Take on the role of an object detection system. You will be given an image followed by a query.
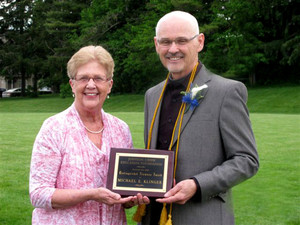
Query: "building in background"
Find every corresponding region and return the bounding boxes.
[0,76,34,90]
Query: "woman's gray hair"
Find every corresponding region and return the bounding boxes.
[67,45,114,79]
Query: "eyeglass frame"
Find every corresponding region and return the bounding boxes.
[157,34,199,47]
[73,75,111,84]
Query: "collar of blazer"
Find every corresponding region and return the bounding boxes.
[148,64,212,150]
[168,64,211,149]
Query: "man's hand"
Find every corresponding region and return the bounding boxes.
[156,179,197,204]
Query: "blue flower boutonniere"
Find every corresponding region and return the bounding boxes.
[181,84,208,112]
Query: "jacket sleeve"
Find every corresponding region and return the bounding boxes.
[195,82,259,202]
[29,119,62,210]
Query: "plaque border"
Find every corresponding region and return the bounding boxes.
[107,148,174,197]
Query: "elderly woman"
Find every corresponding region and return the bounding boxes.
[29,46,141,224]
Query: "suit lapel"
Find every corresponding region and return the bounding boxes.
[149,82,165,149]
[170,65,211,149]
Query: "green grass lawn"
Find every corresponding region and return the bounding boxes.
[234,113,300,225]
[0,85,299,224]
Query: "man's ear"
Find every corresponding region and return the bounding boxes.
[154,37,159,53]
[197,33,205,52]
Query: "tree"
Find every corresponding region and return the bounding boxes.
[78,0,152,93]
[201,0,300,85]
[1,0,298,96]
[79,0,207,93]
[39,0,91,91]
[0,0,91,95]
[0,0,35,96]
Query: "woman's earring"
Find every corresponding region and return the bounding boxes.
[72,93,75,98]
[106,95,110,99]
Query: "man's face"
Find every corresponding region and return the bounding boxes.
[154,17,204,79]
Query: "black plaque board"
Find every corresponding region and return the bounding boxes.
[107,148,174,197]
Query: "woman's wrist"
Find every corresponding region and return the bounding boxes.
[88,188,98,201]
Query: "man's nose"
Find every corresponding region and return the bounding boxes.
[168,41,179,53]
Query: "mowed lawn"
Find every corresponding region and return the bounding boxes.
[0,86,299,225]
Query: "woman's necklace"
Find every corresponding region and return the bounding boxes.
[83,125,104,134]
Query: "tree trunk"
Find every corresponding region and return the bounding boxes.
[21,61,26,96]
[249,73,256,85]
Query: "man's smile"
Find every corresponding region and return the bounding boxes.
[165,53,184,61]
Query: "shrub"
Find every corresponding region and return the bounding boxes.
[59,83,72,98]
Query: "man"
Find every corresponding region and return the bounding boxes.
[141,11,259,224]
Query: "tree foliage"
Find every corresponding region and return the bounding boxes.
[32,0,91,92]
[202,0,299,85]
[0,0,298,96]
[0,0,90,95]
[0,0,35,95]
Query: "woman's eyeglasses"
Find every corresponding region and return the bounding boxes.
[74,76,110,84]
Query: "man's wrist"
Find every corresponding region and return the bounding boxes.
[191,177,202,201]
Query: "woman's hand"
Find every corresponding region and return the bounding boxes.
[52,187,134,209]
[92,187,133,205]
[122,193,150,209]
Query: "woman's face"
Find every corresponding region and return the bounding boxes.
[70,60,113,113]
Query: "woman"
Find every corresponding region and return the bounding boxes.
[29,46,139,224]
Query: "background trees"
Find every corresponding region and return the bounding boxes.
[0,0,298,95]
[0,0,35,96]
[0,0,91,95]
[203,0,300,85]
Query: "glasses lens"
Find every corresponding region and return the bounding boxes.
[75,76,108,84]
[158,35,197,47]
[77,76,89,83]
[159,39,171,46]
[94,76,106,83]
[175,38,189,45]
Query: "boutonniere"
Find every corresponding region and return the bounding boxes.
[181,84,208,112]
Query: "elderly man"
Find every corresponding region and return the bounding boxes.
[138,11,259,225]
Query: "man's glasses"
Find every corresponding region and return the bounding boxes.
[157,34,199,47]
[74,76,110,84]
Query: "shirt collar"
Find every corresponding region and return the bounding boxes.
[167,61,202,90]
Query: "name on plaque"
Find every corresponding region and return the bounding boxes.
[107,148,174,197]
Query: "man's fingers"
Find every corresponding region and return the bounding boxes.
[164,185,180,198]
[155,180,196,204]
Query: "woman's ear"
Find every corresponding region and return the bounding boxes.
[107,79,113,94]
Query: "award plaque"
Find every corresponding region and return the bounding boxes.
[107,148,174,197]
